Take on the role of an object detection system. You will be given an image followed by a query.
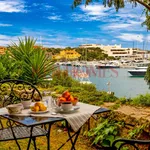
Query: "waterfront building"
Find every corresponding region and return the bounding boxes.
[79,44,149,60]
[53,49,81,60]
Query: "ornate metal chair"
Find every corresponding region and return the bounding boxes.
[0,79,48,150]
[0,79,42,106]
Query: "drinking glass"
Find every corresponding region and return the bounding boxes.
[42,96,50,109]
[50,98,57,115]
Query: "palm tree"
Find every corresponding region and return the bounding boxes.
[8,37,56,85]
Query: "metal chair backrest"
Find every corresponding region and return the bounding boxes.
[0,79,42,107]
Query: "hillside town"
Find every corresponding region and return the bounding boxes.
[1,44,150,62]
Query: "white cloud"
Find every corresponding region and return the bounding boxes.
[116,13,139,20]
[0,23,12,27]
[43,43,65,48]
[100,4,146,32]
[107,23,131,29]
[71,3,111,22]
[0,0,26,13]
[20,29,103,47]
[117,33,143,42]
[44,5,52,9]
[80,4,109,16]
[0,34,13,40]
[103,20,142,32]
[0,34,19,46]
[71,12,107,22]
[71,13,90,22]
[47,15,62,21]
[147,35,150,41]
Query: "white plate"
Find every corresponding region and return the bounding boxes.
[59,105,80,114]
[29,110,49,114]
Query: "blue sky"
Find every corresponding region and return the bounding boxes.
[0,0,149,49]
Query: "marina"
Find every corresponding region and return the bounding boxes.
[56,60,150,68]
[60,65,150,98]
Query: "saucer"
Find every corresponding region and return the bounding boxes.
[59,105,80,113]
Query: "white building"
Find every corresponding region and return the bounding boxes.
[79,44,149,60]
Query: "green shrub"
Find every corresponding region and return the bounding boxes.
[53,85,68,94]
[69,86,84,93]
[131,93,150,106]
[0,63,7,80]
[99,91,118,102]
[80,83,96,92]
[51,70,73,87]
[0,52,22,80]
[88,118,122,147]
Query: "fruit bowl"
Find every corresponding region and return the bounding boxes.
[57,90,78,106]
[6,103,24,114]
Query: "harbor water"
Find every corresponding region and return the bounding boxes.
[89,68,150,98]
[60,66,150,98]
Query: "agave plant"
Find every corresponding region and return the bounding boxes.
[23,47,56,84]
[8,37,56,85]
[8,36,36,62]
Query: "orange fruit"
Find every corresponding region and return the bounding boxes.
[68,95,74,102]
[35,102,41,107]
[59,97,66,101]
[62,91,70,99]
[34,106,40,112]
[40,105,47,111]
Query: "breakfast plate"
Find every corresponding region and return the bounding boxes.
[59,105,80,114]
[29,110,49,114]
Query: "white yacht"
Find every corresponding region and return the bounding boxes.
[95,63,120,69]
[135,66,148,70]
[128,61,149,76]
[128,66,148,77]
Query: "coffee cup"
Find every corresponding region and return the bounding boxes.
[61,102,72,111]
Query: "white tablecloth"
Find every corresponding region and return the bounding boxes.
[0,102,100,132]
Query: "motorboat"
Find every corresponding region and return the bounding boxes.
[134,66,148,70]
[128,69,147,76]
[128,66,148,77]
[95,63,120,69]
[63,61,72,66]
[71,61,81,67]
